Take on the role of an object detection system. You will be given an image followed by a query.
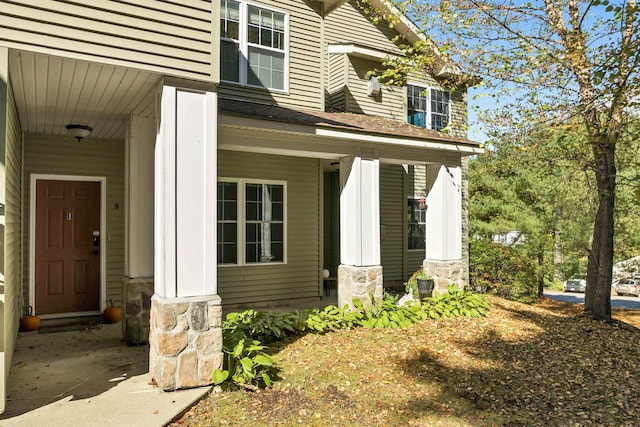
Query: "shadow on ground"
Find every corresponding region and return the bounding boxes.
[391,298,640,425]
[1,323,148,419]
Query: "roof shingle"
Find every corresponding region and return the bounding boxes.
[218,98,480,147]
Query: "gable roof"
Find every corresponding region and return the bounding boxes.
[323,0,464,78]
[218,98,481,149]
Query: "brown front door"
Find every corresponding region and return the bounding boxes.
[35,180,101,315]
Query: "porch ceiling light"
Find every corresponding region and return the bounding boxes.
[66,124,92,142]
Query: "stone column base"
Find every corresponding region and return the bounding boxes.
[422,259,466,293]
[149,294,223,391]
[337,264,383,309]
[123,277,154,345]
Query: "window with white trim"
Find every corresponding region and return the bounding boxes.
[217,179,286,265]
[220,0,288,91]
[407,84,450,131]
[408,197,427,250]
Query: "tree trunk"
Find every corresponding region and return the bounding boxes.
[584,138,615,321]
[537,250,545,298]
[553,218,563,282]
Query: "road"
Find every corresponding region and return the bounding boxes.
[544,290,640,310]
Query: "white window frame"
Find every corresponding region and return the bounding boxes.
[220,0,290,92]
[217,178,288,266]
[406,83,451,131]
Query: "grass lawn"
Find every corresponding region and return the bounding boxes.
[170,296,640,426]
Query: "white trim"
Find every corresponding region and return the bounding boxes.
[217,177,288,267]
[29,174,107,317]
[327,44,399,61]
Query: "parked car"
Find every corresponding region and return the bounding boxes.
[564,275,586,293]
[614,278,640,297]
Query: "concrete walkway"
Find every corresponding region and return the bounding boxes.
[0,323,210,427]
[0,294,340,427]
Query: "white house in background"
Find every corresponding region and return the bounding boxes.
[0,0,481,410]
[493,231,525,246]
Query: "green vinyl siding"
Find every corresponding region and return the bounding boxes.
[325,1,469,135]
[327,54,347,111]
[218,0,324,110]
[217,150,321,305]
[380,165,404,285]
[22,134,125,307]
[449,89,468,139]
[344,56,404,119]
[3,79,23,409]
[325,0,403,54]
[1,0,215,81]
[325,0,406,118]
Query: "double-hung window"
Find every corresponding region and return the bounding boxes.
[407,84,450,131]
[217,179,286,265]
[220,0,288,91]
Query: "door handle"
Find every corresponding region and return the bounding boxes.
[89,250,100,255]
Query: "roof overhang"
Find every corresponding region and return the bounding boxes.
[218,110,483,166]
[328,44,399,62]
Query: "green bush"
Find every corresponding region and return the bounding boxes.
[212,337,275,388]
[422,285,490,319]
[470,239,538,301]
[224,309,306,342]
[213,288,490,388]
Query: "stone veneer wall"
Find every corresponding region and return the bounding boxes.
[149,295,224,391]
[123,278,154,345]
[337,264,383,309]
[423,259,466,292]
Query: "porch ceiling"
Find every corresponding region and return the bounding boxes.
[9,50,161,140]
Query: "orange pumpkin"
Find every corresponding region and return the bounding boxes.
[103,299,122,324]
[21,306,40,332]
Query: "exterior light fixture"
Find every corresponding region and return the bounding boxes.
[66,124,92,142]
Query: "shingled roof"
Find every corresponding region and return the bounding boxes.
[218,98,481,148]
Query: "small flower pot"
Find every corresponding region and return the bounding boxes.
[417,279,434,300]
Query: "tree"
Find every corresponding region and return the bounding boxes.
[381,0,640,320]
[468,123,596,298]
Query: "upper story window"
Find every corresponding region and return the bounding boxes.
[220,0,288,91]
[407,85,450,131]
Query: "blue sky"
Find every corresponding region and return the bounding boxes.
[467,86,497,144]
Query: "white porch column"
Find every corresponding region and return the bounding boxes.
[149,84,222,391]
[337,156,383,308]
[125,115,155,278]
[154,86,217,298]
[122,114,155,344]
[423,164,465,290]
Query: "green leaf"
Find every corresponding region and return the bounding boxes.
[262,372,272,387]
[212,369,229,385]
[253,354,274,366]
[240,357,255,377]
[233,339,245,358]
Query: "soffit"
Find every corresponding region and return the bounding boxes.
[9,50,161,140]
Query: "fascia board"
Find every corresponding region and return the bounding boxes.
[218,114,484,156]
